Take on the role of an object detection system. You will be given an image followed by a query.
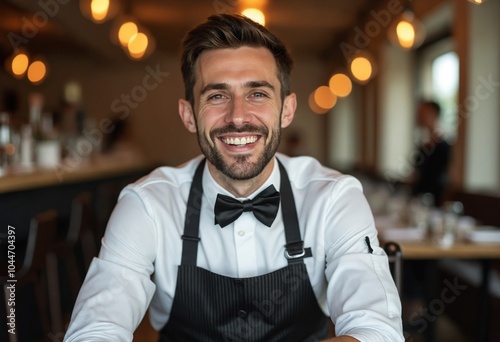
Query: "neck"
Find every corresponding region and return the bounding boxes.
[207,158,275,198]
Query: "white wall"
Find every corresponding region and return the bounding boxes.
[464,0,500,191]
[328,87,360,171]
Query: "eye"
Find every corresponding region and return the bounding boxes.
[250,91,268,98]
[208,93,224,100]
[206,93,229,103]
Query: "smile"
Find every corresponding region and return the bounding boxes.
[221,136,258,146]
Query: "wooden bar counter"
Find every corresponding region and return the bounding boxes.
[0,153,158,243]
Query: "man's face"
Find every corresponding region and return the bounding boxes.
[179,46,295,181]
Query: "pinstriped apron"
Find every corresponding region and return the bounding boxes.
[159,159,329,341]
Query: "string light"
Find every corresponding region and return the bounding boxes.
[350,56,373,83]
[27,59,47,84]
[10,52,29,78]
[329,73,352,97]
[80,0,119,23]
[241,8,266,26]
[118,21,138,47]
[388,1,426,50]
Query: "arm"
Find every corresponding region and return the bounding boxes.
[323,177,404,341]
[64,189,157,341]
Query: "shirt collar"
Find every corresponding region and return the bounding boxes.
[202,157,281,212]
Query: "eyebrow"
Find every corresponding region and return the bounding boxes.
[200,80,275,96]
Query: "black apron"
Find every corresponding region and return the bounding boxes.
[159,159,329,341]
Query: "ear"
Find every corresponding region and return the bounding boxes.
[281,93,296,128]
[178,99,197,133]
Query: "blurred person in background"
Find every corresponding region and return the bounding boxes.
[411,100,452,207]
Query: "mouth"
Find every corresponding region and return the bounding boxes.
[220,135,259,146]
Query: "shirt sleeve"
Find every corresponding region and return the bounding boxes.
[324,177,404,341]
[64,188,158,342]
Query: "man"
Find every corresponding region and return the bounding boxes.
[413,100,452,206]
[65,14,403,341]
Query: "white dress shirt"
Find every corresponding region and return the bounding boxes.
[64,154,403,341]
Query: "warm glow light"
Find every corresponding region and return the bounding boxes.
[308,92,329,114]
[396,20,416,49]
[91,0,110,22]
[329,73,352,97]
[468,0,485,4]
[11,53,29,77]
[27,60,47,84]
[128,32,149,59]
[350,57,372,82]
[118,21,138,47]
[389,10,425,50]
[314,86,337,110]
[241,0,267,7]
[241,8,266,26]
[80,0,118,23]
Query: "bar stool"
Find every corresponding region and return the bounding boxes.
[3,209,61,342]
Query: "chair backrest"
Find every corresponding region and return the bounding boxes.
[18,209,58,278]
[66,192,92,245]
[384,241,403,295]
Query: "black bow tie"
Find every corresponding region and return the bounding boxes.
[214,185,280,228]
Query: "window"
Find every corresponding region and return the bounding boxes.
[417,38,459,142]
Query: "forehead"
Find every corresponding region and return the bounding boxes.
[195,46,278,85]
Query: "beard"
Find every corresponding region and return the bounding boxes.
[196,122,281,181]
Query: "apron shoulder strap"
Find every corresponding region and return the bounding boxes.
[276,159,312,264]
[181,159,205,266]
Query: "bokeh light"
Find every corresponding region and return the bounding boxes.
[329,73,352,97]
[118,21,138,47]
[11,53,29,77]
[91,0,110,22]
[242,8,266,26]
[396,20,416,49]
[350,56,373,83]
[128,32,149,59]
[27,60,47,84]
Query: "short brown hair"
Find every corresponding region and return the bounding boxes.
[180,14,294,106]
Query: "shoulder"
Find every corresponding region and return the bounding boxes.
[276,153,362,192]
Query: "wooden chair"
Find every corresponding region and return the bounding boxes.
[55,192,97,305]
[384,241,403,295]
[3,209,61,342]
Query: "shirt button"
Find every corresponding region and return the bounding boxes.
[234,279,243,286]
[238,230,245,236]
[238,310,247,318]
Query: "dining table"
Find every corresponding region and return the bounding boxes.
[376,214,500,342]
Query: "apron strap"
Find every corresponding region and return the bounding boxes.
[180,159,205,266]
[276,159,312,265]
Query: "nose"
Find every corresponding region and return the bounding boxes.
[225,96,251,126]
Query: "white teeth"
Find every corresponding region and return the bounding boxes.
[223,136,257,145]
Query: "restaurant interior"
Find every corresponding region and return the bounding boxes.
[0,0,499,341]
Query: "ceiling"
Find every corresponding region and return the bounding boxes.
[0,0,389,64]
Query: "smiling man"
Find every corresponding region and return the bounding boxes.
[64,14,403,342]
